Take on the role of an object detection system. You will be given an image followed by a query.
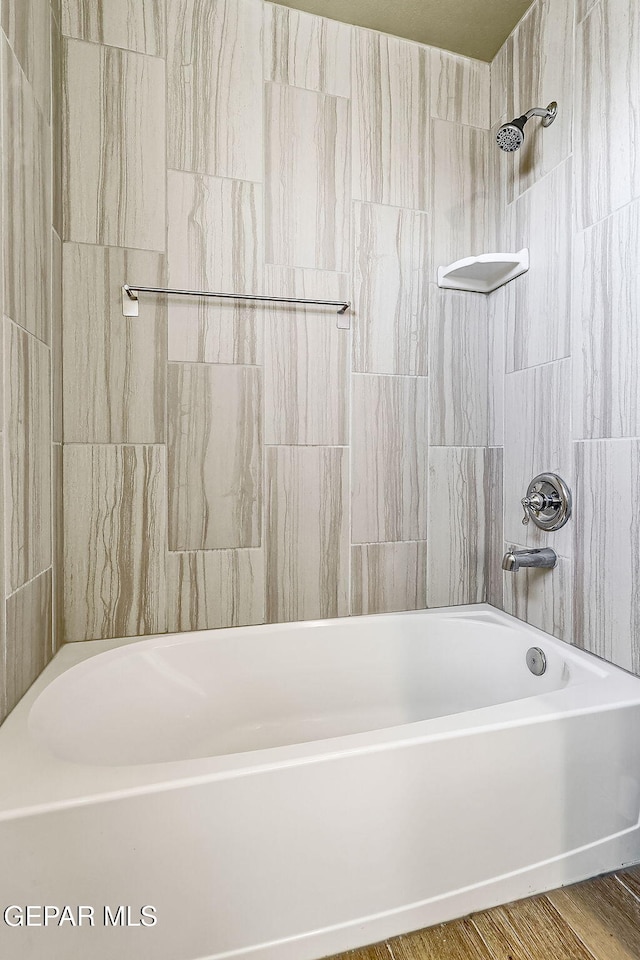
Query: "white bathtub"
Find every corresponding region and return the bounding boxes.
[1,604,640,960]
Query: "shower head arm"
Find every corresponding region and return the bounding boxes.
[524,101,558,126]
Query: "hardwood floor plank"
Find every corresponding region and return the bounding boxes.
[326,944,390,960]
[472,895,595,960]
[549,876,640,960]
[388,917,494,960]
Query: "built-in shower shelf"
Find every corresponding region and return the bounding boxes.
[437,248,529,293]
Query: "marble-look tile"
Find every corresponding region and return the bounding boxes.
[167,549,264,632]
[265,446,349,623]
[51,11,62,238]
[503,544,571,641]
[63,444,167,642]
[263,263,350,306]
[5,319,51,594]
[490,40,509,129]
[51,0,61,24]
[167,0,262,181]
[430,120,489,276]
[63,243,166,443]
[351,374,428,544]
[264,303,348,445]
[574,199,640,440]
[61,0,165,55]
[5,569,52,715]
[2,0,51,116]
[504,359,573,557]
[51,230,62,442]
[62,40,165,250]
[506,159,572,372]
[427,447,489,607]
[167,171,263,365]
[576,0,600,22]
[52,444,63,650]
[3,38,51,344]
[488,286,506,447]
[428,286,488,446]
[576,0,640,229]
[486,446,504,609]
[353,203,429,377]
[167,363,262,551]
[352,30,429,210]
[503,0,574,201]
[351,541,427,616]
[430,50,490,129]
[574,440,640,673]
[264,3,350,97]
[265,82,350,272]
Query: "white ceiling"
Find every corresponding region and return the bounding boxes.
[274,0,534,62]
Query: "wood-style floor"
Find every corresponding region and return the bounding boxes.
[328,867,640,960]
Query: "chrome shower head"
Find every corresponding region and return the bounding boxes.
[496,101,558,152]
[496,116,527,152]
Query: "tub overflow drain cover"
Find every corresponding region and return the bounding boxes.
[526,646,547,676]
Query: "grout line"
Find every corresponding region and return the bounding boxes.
[5,566,53,603]
[506,355,571,375]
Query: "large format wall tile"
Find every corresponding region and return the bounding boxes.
[167,549,264,632]
[2,0,51,115]
[51,10,62,238]
[506,159,572,371]
[429,286,488,446]
[264,3,351,97]
[63,244,166,443]
[352,30,429,210]
[52,444,63,649]
[266,446,349,623]
[576,0,640,229]
[427,447,489,607]
[503,545,571,641]
[51,231,62,442]
[353,203,429,377]
[504,359,572,557]
[430,120,489,275]
[62,40,165,250]
[264,305,348,445]
[430,50,490,129]
[166,171,263,365]
[574,200,640,440]
[167,0,262,181]
[486,446,504,609]
[63,445,167,642]
[501,0,574,201]
[5,569,52,715]
[3,38,51,344]
[5,320,51,593]
[351,541,427,616]
[352,374,428,543]
[265,82,350,272]
[574,440,640,673]
[61,0,165,55]
[167,363,262,551]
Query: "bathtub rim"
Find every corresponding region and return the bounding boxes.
[2,604,640,821]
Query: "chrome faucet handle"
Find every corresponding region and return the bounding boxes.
[521,493,545,523]
[520,473,571,530]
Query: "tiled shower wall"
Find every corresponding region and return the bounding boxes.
[59,0,494,642]
[490,0,640,673]
[0,0,62,722]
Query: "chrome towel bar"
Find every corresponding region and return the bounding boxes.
[122,284,351,329]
